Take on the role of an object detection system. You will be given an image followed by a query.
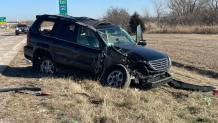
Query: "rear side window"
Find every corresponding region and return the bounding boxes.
[53,23,75,42]
[39,21,55,35]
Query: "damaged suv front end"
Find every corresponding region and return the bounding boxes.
[97,25,172,88]
[130,55,172,88]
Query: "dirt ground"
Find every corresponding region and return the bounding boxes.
[0,34,218,123]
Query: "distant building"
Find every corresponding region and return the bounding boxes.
[6,22,19,25]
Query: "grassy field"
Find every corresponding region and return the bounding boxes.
[148,26,218,34]
[0,34,218,123]
[146,34,218,78]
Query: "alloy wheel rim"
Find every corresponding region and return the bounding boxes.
[40,60,54,74]
[107,70,124,87]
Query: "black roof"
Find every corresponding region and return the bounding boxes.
[95,24,119,30]
[36,14,111,27]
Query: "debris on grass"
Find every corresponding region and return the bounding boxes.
[41,97,49,101]
[70,119,79,123]
[38,78,42,81]
[213,90,218,96]
[135,88,140,91]
[201,94,212,106]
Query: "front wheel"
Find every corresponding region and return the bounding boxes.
[102,65,131,89]
[38,55,55,74]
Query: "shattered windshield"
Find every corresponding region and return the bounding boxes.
[98,28,136,46]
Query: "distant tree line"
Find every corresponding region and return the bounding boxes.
[153,0,218,26]
[102,0,218,34]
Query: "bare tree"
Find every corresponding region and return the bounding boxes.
[151,0,218,26]
[142,8,152,31]
[102,6,130,30]
[152,0,166,26]
[207,0,218,24]
[167,0,208,25]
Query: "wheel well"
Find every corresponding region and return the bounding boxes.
[33,49,52,68]
[107,64,129,73]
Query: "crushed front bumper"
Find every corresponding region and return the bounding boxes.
[146,76,172,88]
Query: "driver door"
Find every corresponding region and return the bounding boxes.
[72,26,103,73]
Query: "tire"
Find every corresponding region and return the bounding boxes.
[37,55,55,74]
[15,32,19,35]
[101,64,131,89]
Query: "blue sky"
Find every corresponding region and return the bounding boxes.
[1,0,154,21]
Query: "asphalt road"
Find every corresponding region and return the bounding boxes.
[0,31,26,73]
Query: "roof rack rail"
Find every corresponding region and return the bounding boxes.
[94,21,111,26]
[36,14,77,21]
[82,18,96,22]
[36,14,111,26]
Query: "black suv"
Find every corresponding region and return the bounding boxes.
[24,14,172,88]
[15,24,29,35]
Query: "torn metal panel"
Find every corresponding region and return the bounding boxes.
[92,53,104,74]
[103,46,128,71]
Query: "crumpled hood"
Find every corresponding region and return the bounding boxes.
[114,45,167,61]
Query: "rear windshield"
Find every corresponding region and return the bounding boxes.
[17,25,27,27]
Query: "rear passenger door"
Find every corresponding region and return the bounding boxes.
[49,21,76,67]
[72,26,103,73]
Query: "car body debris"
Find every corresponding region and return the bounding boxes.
[38,78,42,81]
[0,86,51,96]
[135,88,140,91]
[168,80,216,92]
[213,90,218,96]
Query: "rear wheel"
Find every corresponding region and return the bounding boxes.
[102,65,131,89]
[38,55,55,74]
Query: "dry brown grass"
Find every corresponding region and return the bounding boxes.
[0,35,218,123]
[148,25,218,34]
[146,34,218,75]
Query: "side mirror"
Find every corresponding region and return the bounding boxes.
[136,25,143,43]
[137,40,147,46]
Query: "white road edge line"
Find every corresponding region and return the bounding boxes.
[1,38,26,63]
[12,38,26,50]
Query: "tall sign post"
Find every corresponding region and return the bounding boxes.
[59,0,68,15]
[0,17,6,25]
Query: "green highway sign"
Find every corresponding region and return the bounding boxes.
[59,0,68,15]
[0,17,6,25]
